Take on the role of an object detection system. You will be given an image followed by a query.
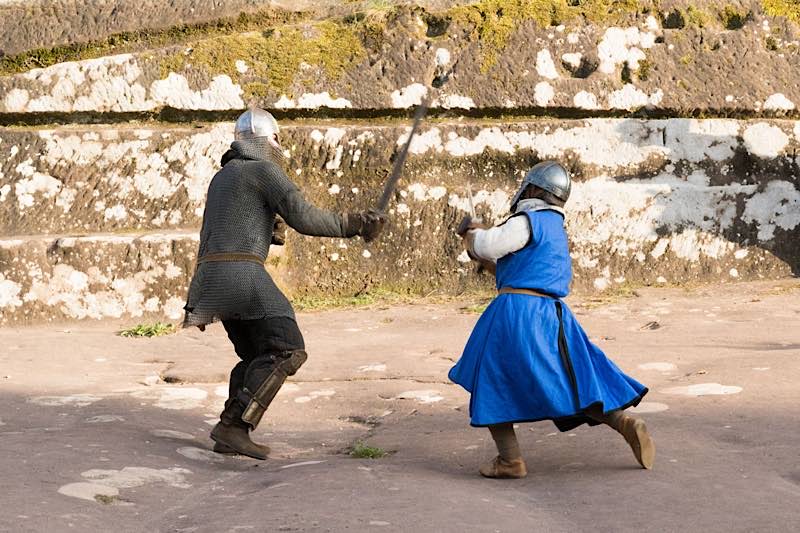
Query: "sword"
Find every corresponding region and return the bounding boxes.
[375,54,453,212]
[466,182,481,223]
[376,98,430,212]
[464,182,489,274]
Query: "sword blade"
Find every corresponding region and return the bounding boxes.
[466,182,477,219]
[377,98,430,212]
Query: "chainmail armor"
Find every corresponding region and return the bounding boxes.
[183,138,356,327]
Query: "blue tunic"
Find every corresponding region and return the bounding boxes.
[449,209,647,429]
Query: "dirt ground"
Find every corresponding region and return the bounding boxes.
[1,280,799,532]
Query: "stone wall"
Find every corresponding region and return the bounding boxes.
[0,0,276,56]
[4,1,800,115]
[1,1,798,324]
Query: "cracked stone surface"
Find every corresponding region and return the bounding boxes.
[1,118,798,324]
[3,2,800,114]
[0,0,278,56]
[2,2,800,325]
[1,279,799,531]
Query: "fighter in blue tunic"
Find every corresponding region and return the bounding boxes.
[450,161,655,479]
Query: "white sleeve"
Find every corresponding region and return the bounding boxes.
[470,215,531,262]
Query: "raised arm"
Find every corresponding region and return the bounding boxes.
[277,186,356,238]
[458,214,531,275]
[255,161,385,241]
[470,215,531,262]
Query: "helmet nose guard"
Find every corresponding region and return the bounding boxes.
[234,108,281,149]
[510,161,572,210]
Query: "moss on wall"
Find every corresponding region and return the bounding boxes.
[685,5,712,28]
[159,20,367,96]
[0,8,300,76]
[448,0,643,73]
[761,0,800,23]
[720,5,751,29]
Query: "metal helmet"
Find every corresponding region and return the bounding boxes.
[510,161,572,210]
[234,107,282,151]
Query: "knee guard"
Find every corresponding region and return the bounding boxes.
[237,349,307,429]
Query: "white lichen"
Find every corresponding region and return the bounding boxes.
[573,91,599,110]
[597,27,654,74]
[763,93,795,111]
[535,49,559,79]
[296,92,352,109]
[742,123,789,158]
[534,82,555,106]
[391,83,427,108]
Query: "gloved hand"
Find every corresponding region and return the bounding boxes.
[456,215,486,237]
[343,210,388,242]
[359,209,388,243]
[271,216,287,246]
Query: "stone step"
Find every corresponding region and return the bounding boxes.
[0,218,794,327]
[1,119,798,244]
[0,231,197,324]
[1,116,798,325]
[0,0,281,56]
[2,3,799,115]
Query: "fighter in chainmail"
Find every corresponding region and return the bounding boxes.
[183,108,386,459]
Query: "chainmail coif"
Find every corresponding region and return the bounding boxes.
[183,138,357,327]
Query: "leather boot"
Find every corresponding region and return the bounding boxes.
[479,456,528,479]
[211,398,270,460]
[210,422,270,460]
[212,440,271,457]
[603,410,655,469]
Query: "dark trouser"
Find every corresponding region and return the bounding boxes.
[221,317,305,427]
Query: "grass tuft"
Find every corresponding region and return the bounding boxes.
[350,442,388,459]
[461,300,492,314]
[119,322,176,338]
[292,288,419,312]
[94,494,119,504]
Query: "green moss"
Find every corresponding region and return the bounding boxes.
[719,5,750,30]
[243,81,273,101]
[361,0,395,15]
[159,20,367,94]
[449,0,642,72]
[636,58,652,81]
[577,0,641,23]
[766,35,779,50]
[680,54,692,65]
[0,8,299,75]
[761,0,800,23]
[685,6,711,28]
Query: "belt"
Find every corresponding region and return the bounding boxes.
[498,287,555,299]
[196,253,265,266]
